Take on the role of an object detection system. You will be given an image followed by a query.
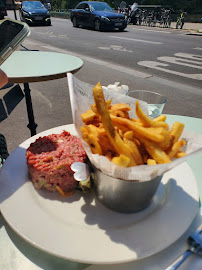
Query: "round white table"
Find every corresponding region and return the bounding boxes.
[1,51,83,136]
[0,115,201,270]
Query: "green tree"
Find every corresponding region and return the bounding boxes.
[51,0,202,13]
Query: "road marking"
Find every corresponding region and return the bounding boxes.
[108,36,163,45]
[31,30,69,39]
[41,44,151,78]
[194,47,202,51]
[22,39,202,97]
[58,35,68,39]
[32,31,46,34]
[132,28,171,34]
[98,45,133,52]
[32,30,53,35]
[138,61,202,80]
[174,53,202,61]
[98,47,111,50]
[158,56,202,69]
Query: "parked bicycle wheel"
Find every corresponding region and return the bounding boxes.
[167,18,171,28]
[159,18,163,27]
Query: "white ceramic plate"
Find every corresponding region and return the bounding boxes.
[0,125,199,264]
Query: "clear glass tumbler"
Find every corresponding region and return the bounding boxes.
[128,90,166,118]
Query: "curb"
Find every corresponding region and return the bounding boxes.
[186,31,202,36]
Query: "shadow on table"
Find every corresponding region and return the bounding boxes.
[0,84,24,122]
[80,178,199,257]
[0,147,27,204]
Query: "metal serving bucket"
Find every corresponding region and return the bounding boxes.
[92,168,162,213]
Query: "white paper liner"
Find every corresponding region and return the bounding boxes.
[103,82,129,95]
[67,73,202,181]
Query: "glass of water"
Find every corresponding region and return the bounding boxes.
[128,90,166,118]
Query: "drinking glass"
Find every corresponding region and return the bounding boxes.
[128,90,166,118]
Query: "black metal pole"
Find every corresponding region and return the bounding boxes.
[23,83,38,136]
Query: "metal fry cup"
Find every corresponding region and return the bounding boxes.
[92,167,162,213]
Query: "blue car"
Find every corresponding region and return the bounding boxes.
[19,1,51,26]
[70,1,127,31]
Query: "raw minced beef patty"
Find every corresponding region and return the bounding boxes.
[26,131,87,192]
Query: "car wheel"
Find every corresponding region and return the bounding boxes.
[119,28,125,31]
[72,17,78,28]
[94,19,101,31]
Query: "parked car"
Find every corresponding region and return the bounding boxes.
[70,1,127,31]
[19,1,51,26]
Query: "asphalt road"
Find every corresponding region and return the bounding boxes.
[28,16,202,89]
[1,12,202,153]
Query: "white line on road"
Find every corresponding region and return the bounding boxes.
[132,28,171,34]
[174,53,202,60]
[23,39,202,97]
[58,35,68,38]
[40,44,151,78]
[194,47,202,50]
[158,56,202,69]
[98,45,133,53]
[138,61,202,80]
[108,36,163,45]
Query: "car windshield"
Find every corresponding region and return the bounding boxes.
[90,2,112,11]
[23,1,44,9]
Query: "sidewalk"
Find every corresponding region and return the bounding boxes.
[170,22,202,36]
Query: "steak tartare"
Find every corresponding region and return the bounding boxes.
[26,131,87,193]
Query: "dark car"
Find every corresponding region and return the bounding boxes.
[70,1,127,31]
[19,1,51,26]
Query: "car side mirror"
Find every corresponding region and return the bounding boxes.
[85,8,90,12]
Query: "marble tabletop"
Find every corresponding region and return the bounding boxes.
[1,51,83,83]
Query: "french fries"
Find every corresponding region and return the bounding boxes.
[80,82,186,167]
[92,82,137,166]
[135,101,169,129]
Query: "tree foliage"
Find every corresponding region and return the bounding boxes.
[51,0,202,14]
